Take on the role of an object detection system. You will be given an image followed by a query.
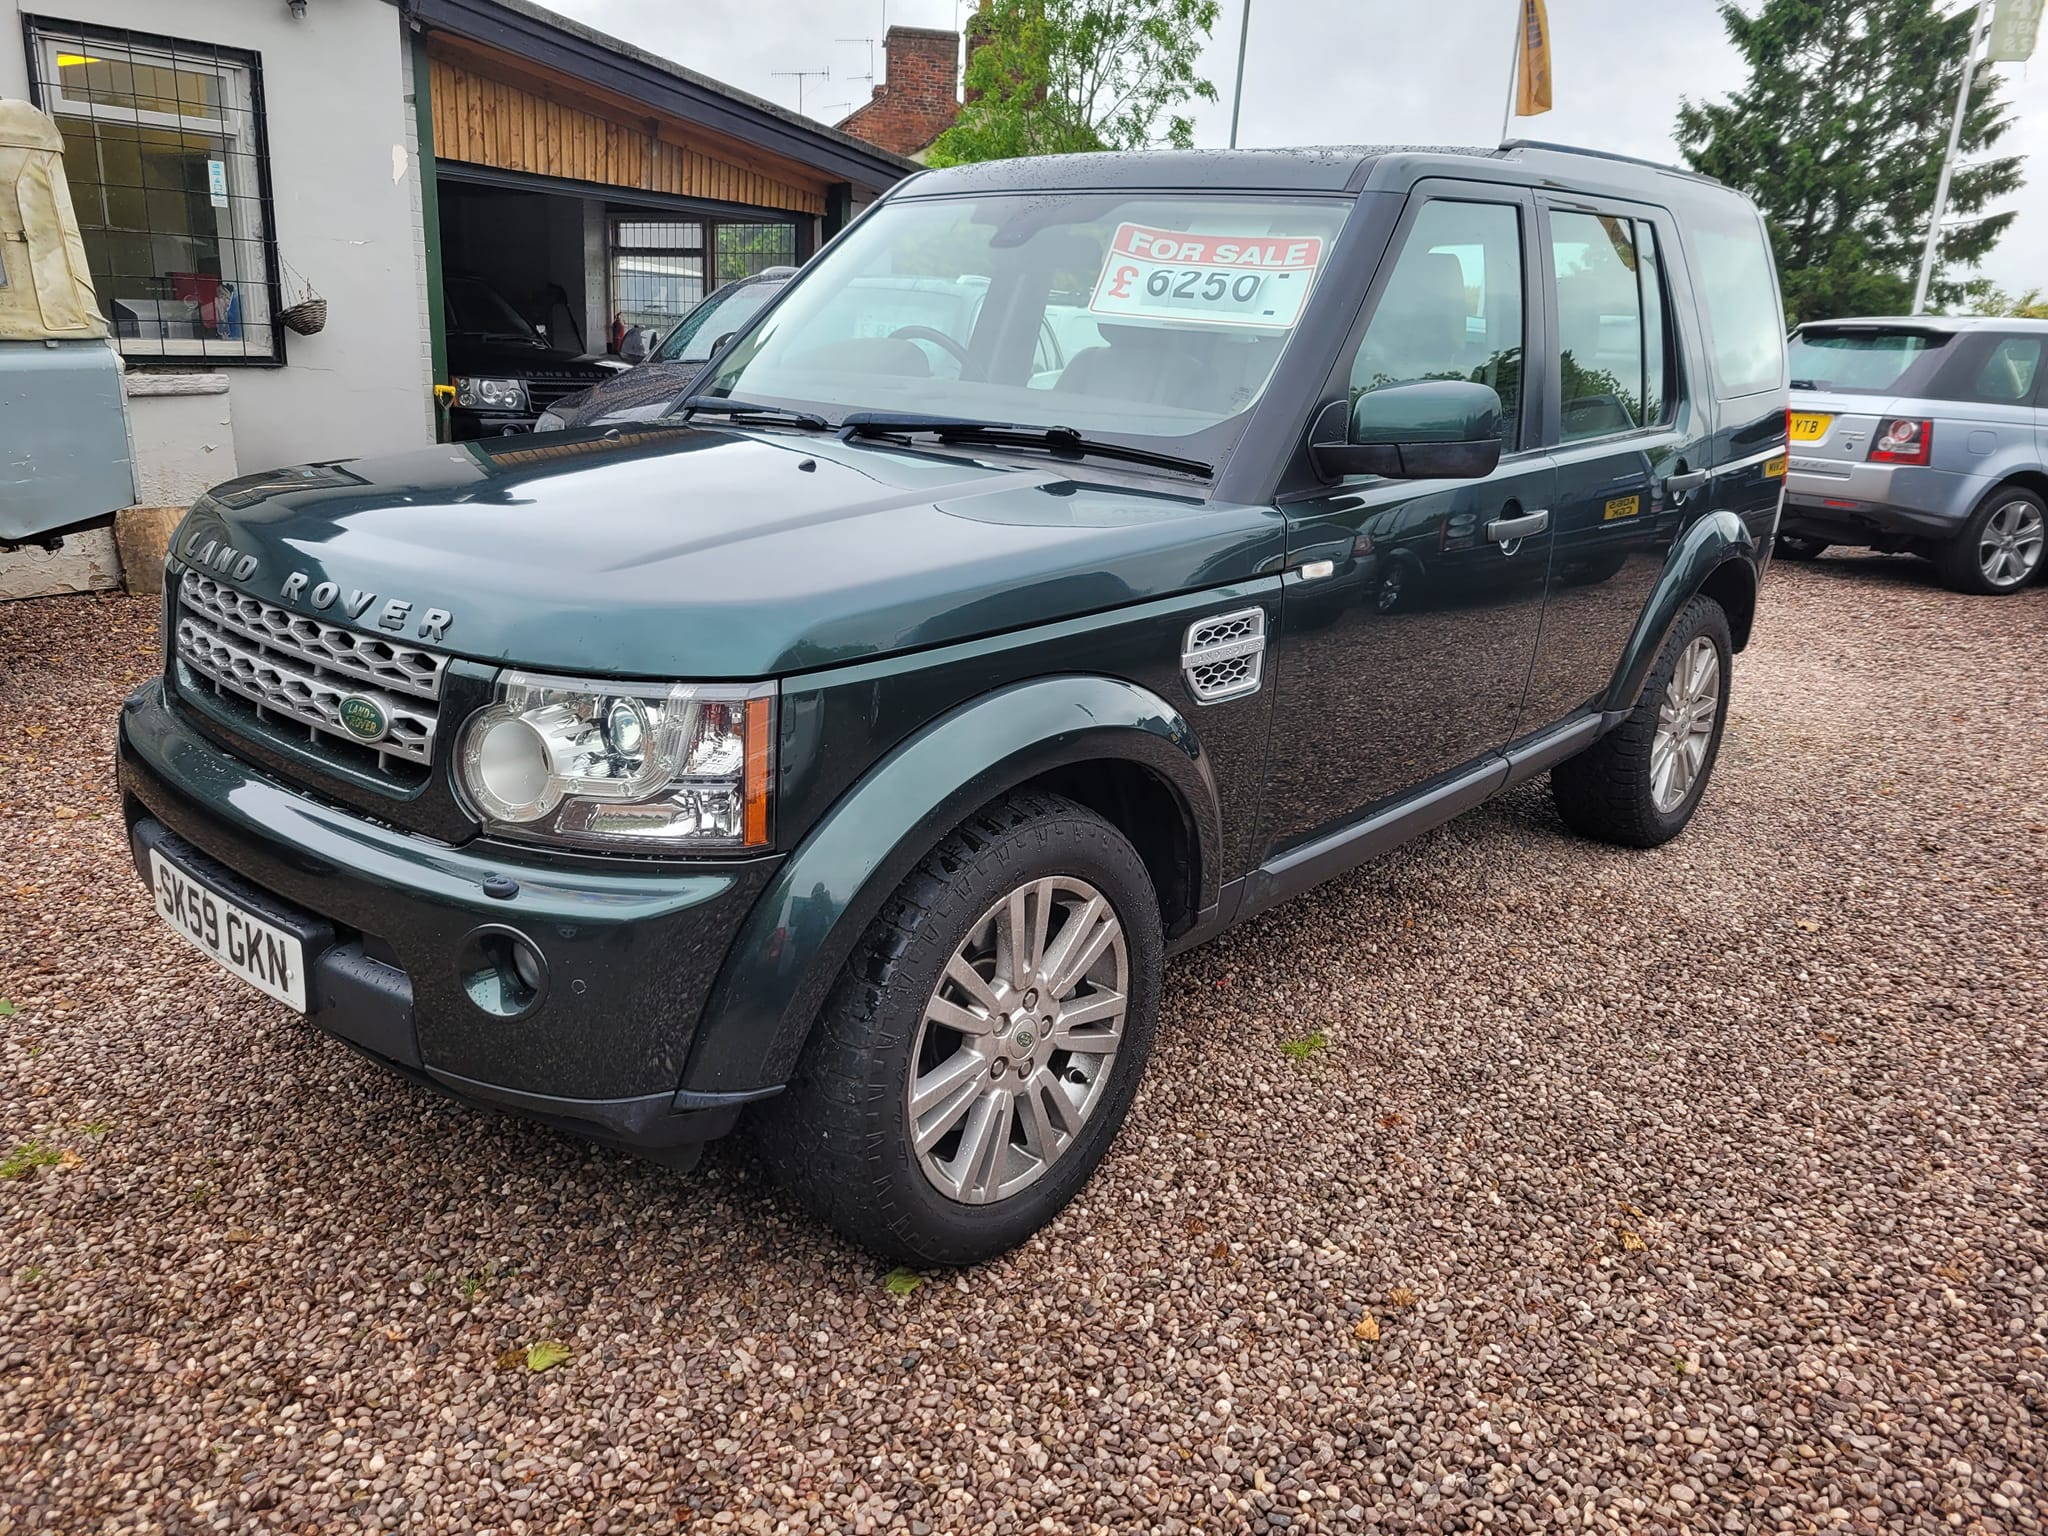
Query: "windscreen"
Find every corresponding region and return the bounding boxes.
[1788,329,1948,394]
[698,191,1352,457]
[656,279,782,364]
[446,277,538,342]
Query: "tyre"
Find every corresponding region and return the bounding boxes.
[1938,488,2046,595]
[1551,595,1732,849]
[754,792,1162,1266]
[1774,532,1829,561]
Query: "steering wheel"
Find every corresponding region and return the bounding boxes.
[888,325,971,368]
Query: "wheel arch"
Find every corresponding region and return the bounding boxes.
[1976,469,2048,512]
[679,675,1222,1097]
[1606,510,1759,713]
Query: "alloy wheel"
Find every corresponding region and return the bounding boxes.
[1651,635,1721,815]
[908,876,1128,1205]
[1979,499,2045,589]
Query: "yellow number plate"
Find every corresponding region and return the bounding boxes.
[1789,412,1832,442]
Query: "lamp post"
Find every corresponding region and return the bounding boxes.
[1228,0,1253,148]
[1912,0,1993,315]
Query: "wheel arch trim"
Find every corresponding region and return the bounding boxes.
[679,675,1222,1097]
[1606,510,1758,713]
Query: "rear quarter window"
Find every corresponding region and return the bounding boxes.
[1687,201,1785,398]
[1925,332,2047,406]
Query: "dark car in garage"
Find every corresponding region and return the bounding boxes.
[536,267,796,432]
[445,274,614,439]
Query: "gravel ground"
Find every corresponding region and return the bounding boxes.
[2,555,2045,1536]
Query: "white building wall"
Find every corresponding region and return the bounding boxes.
[1,0,433,481]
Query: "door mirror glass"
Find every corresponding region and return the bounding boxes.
[1312,380,1504,480]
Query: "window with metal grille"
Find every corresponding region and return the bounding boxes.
[610,220,706,335]
[715,223,797,283]
[608,219,799,341]
[27,18,281,363]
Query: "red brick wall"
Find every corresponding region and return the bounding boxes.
[836,25,960,157]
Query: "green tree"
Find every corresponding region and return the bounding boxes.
[927,0,1219,167]
[1954,278,2048,319]
[1676,0,2024,324]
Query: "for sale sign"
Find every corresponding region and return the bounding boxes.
[1089,224,1325,330]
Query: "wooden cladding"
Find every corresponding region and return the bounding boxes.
[427,49,827,216]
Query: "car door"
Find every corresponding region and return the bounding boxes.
[1259,187,1555,857]
[1520,200,1716,727]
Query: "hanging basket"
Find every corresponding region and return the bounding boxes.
[278,258,327,336]
[280,297,328,336]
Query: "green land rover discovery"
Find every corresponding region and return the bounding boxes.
[121,145,1789,1265]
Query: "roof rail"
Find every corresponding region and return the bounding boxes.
[1499,138,1719,185]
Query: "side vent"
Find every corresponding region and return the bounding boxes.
[1181,607,1267,704]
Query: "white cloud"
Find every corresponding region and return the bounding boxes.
[552,0,2044,297]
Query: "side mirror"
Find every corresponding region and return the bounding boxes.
[1310,380,1504,481]
[619,327,655,365]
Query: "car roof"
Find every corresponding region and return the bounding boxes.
[1794,315,2048,334]
[899,141,1732,205]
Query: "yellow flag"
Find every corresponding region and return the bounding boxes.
[1517,0,1553,117]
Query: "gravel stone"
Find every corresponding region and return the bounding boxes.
[2,557,2045,1534]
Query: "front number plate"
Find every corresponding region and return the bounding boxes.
[1789,412,1832,442]
[150,848,308,1012]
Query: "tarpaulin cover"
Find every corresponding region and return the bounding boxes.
[0,99,107,340]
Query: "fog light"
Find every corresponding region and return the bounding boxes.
[457,926,548,1018]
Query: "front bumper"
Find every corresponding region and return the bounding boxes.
[118,679,782,1157]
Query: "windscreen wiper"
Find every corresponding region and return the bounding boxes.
[680,396,831,430]
[840,411,1211,477]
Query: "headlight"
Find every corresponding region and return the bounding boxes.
[458,672,773,852]
[454,376,531,412]
[534,409,568,433]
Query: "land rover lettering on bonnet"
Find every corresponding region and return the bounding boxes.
[278,571,453,641]
[118,144,1786,1266]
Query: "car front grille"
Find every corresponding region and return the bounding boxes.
[527,373,602,411]
[173,569,448,775]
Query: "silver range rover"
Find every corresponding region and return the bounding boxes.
[1779,316,2046,595]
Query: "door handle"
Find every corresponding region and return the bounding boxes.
[1666,468,1709,497]
[1486,508,1549,543]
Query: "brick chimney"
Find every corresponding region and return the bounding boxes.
[834,25,962,157]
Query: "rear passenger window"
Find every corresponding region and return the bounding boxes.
[1968,336,2043,403]
[1550,213,1674,440]
[1350,200,1525,452]
[1690,204,1785,397]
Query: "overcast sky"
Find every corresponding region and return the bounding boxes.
[554,0,2045,298]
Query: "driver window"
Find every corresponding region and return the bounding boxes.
[1348,200,1525,453]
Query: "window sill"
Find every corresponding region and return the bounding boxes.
[115,352,285,370]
